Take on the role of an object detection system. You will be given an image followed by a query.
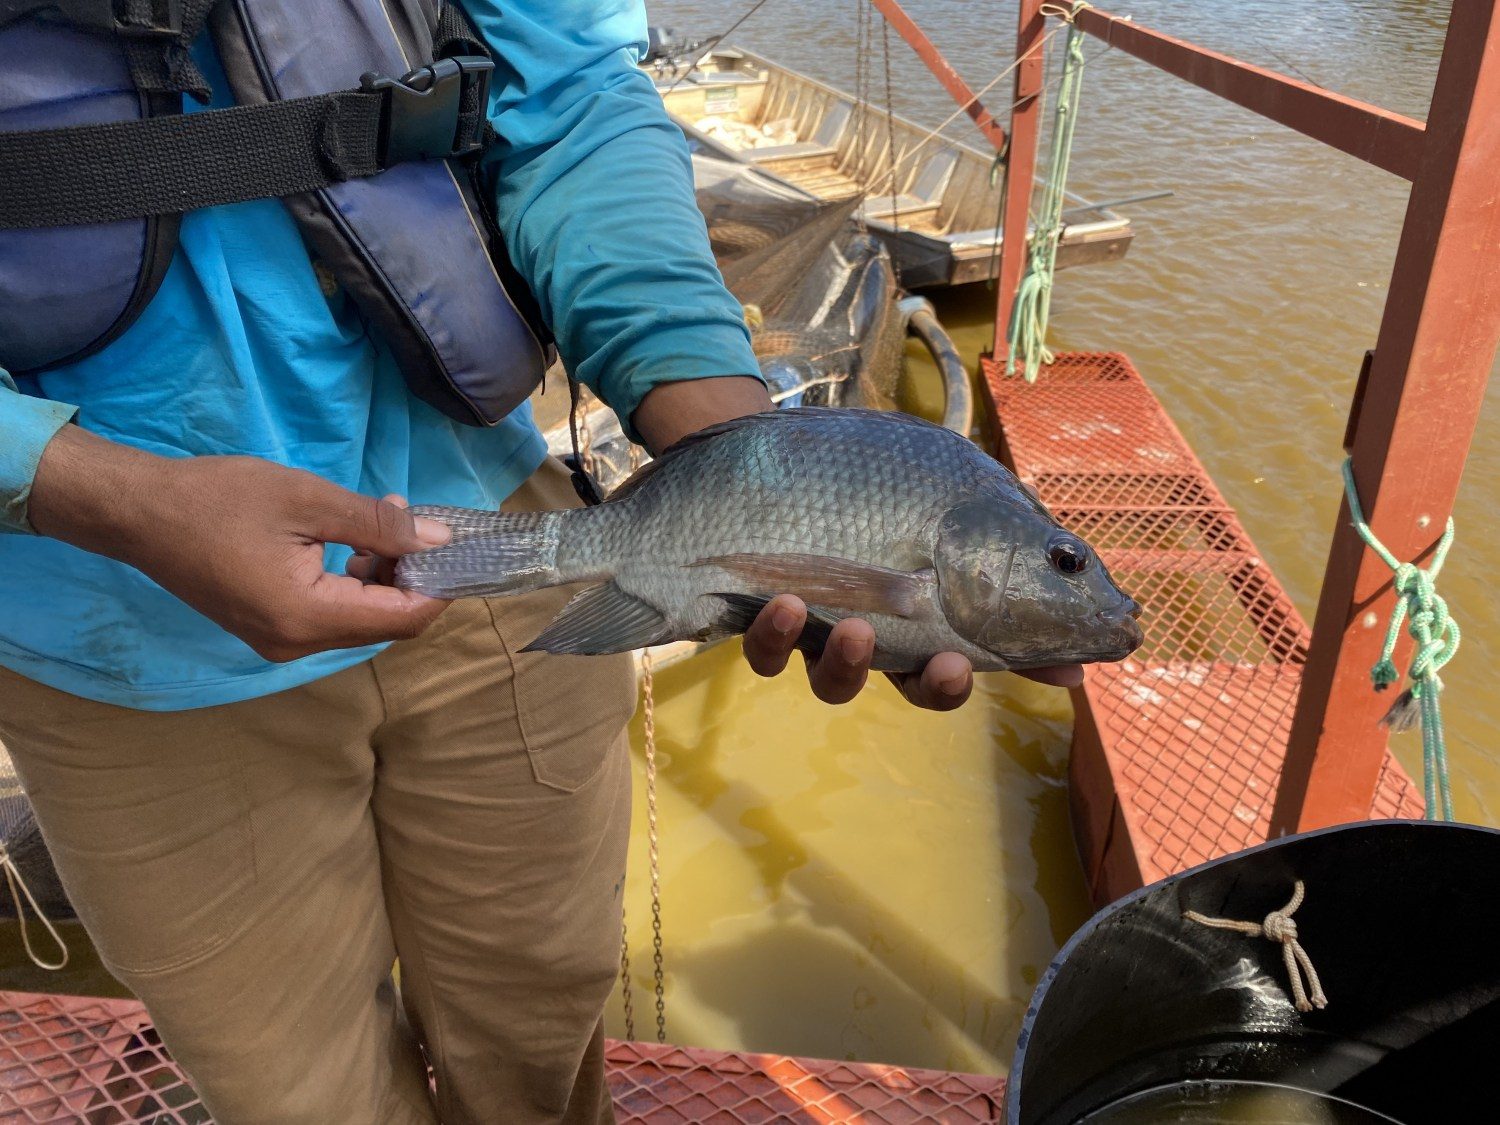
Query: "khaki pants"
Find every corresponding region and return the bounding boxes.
[0,459,638,1125]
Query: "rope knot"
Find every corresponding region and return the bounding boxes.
[1261,909,1297,943]
[1183,880,1327,1013]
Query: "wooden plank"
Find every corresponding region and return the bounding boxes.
[1070,6,1427,180]
[1274,0,1500,831]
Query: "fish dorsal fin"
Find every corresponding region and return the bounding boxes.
[691,553,930,618]
[606,407,951,503]
[607,409,779,502]
[522,581,671,655]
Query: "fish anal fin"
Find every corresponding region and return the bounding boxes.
[523,581,671,655]
[691,553,927,618]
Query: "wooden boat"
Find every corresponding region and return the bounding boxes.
[645,43,1135,289]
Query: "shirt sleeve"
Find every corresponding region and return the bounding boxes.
[1,369,78,534]
[464,0,761,440]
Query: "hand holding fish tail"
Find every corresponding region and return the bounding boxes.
[30,424,454,663]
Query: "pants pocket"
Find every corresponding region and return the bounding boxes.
[485,592,638,794]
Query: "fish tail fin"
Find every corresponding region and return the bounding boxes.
[395,507,565,599]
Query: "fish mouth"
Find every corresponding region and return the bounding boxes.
[998,613,1144,668]
[1096,604,1145,653]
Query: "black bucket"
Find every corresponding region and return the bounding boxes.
[1007,820,1500,1124]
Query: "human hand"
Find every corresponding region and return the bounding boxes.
[30,425,452,662]
[740,594,1084,709]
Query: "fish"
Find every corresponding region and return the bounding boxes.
[395,408,1143,672]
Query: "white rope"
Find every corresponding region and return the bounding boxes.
[1184,880,1327,1013]
[0,841,68,971]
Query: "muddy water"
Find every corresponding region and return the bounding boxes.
[618,0,1495,1076]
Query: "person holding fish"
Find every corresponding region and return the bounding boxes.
[0,2,1131,1123]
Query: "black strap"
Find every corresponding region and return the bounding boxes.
[433,2,497,150]
[0,54,494,230]
[0,90,381,228]
[434,1,485,57]
[0,1,118,32]
[118,0,218,104]
[0,1,220,101]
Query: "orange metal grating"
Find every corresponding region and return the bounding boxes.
[0,991,1005,1123]
[982,352,1424,903]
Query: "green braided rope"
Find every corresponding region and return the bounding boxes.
[1341,458,1459,820]
[1006,3,1090,382]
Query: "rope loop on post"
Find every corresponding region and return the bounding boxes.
[1006,3,1092,381]
[1340,458,1459,820]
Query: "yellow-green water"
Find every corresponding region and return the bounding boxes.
[604,644,1087,1073]
[4,0,1496,1092]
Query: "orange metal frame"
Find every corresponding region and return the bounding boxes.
[0,991,1008,1123]
[887,0,1500,835]
[867,0,1009,153]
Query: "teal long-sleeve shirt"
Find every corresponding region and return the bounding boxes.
[0,1,757,711]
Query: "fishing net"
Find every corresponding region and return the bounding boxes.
[538,154,909,492]
[697,153,905,412]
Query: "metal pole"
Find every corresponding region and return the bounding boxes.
[1272,0,1500,833]
[868,0,1008,153]
[989,0,1047,361]
[1069,6,1426,180]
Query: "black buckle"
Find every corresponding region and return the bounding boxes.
[112,0,185,38]
[360,56,494,168]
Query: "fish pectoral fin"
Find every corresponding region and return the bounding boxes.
[690,553,928,618]
[712,593,840,659]
[522,581,672,655]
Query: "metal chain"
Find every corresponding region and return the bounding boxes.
[640,645,666,1043]
[613,442,667,1042]
[880,15,902,288]
[576,390,594,476]
[854,0,872,201]
[619,908,635,1041]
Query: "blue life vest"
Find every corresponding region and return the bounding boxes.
[0,0,554,426]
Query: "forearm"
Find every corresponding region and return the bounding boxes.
[631,376,773,455]
[28,423,164,563]
[469,1,762,438]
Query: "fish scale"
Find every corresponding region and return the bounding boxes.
[397,408,1142,673]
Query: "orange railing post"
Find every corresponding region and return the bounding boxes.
[867,0,1008,153]
[989,0,1047,369]
[1271,0,1500,833]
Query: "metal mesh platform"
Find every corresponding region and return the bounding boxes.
[982,352,1424,903]
[0,991,1005,1123]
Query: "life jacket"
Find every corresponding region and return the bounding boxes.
[0,0,554,427]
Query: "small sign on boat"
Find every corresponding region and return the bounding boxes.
[703,86,739,115]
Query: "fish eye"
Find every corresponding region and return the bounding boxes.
[1047,535,1090,575]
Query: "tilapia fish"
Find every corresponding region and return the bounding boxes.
[396,408,1143,672]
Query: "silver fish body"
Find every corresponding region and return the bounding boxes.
[396,408,1142,672]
